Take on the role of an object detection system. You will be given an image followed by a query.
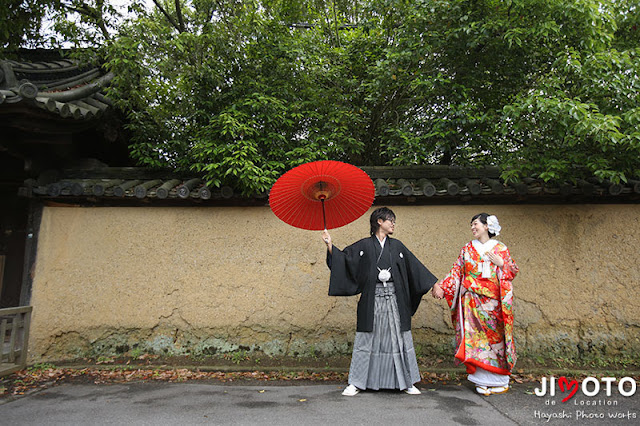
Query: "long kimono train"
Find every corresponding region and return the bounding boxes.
[327,236,437,390]
[441,239,518,387]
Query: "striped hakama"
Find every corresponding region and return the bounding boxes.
[348,282,421,390]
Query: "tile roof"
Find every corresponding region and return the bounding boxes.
[0,56,112,119]
[20,166,640,205]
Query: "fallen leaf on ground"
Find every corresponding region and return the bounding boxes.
[2,367,636,399]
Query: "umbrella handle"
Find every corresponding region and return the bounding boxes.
[321,197,327,230]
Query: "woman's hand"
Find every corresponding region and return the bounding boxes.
[486,251,504,268]
[432,280,444,299]
[321,229,332,253]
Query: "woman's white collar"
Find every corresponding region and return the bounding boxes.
[472,239,498,255]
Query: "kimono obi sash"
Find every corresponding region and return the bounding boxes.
[462,275,500,300]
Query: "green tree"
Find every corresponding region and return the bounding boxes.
[495,0,640,184]
[1,0,55,50]
[3,0,639,192]
[1,1,123,52]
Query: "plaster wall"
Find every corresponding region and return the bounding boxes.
[27,204,640,362]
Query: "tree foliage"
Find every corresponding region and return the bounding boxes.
[3,0,640,193]
[1,0,55,50]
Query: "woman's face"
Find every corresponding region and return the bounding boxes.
[470,218,489,239]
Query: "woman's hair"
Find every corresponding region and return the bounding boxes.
[370,207,396,236]
[471,212,496,238]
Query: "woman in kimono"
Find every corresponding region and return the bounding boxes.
[322,207,438,396]
[432,213,518,396]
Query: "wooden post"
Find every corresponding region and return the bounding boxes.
[19,308,32,367]
[8,319,18,363]
[20,202,41,306]
[0,319,7,363]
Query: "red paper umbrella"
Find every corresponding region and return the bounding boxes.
[269,160,375,230]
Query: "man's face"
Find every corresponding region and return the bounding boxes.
[377,217,395,235]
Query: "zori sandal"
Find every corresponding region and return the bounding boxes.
[489,385,509,395]
[476,386,491,396]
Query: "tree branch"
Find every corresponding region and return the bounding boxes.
[175,0,186,33]
[151,0,183,33]
[332,0,341,47]
[61,1,111,40]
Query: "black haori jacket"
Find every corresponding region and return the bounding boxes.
[326,236,438,332]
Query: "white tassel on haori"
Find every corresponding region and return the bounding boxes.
[481,260,492,278]
[377,267,391,287]
[477,258,493,278]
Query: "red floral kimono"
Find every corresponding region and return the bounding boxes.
[441,240,518,376]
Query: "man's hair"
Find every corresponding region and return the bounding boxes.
[370,207,396,236]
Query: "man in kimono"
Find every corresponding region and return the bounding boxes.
[322,207,438,396]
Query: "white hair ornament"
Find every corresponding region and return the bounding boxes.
[487,215,501,236]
